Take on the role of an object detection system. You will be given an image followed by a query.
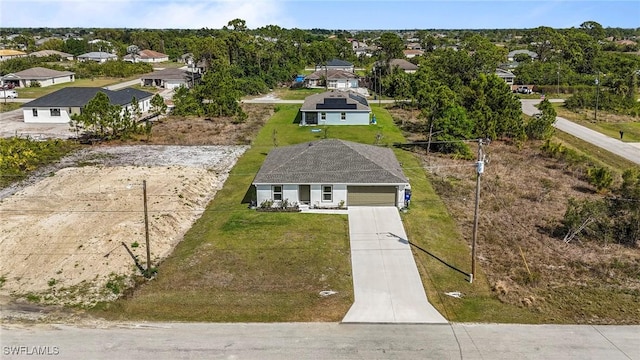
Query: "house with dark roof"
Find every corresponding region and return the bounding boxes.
[299,90,371,126]
[315,59,354,73]
[22,87,154,124]
[304,69,359,89]
[252,139,410,208]
[1,67,75,88]
[123,49,169,63]
[140,68,200,89]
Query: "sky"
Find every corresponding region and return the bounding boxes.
[0,0,638,30]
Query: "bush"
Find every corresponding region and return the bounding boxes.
[587,166,614,193]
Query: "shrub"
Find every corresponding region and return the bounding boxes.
[587,166,614,192]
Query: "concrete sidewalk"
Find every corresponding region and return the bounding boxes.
[342,207,447,323]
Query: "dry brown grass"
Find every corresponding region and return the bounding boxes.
[389,107,640,324]
[119,104,274,146]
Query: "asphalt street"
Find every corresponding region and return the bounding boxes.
[521,99,640,165]
[1,322,638,359]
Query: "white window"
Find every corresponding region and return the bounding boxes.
[32,109,38,117]
[272,185,282,201]
[322,185,332,202]
[50,108,61,116]
[321,112,326,121]
[340,112,346,121]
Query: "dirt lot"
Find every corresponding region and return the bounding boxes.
[0,145,247,307]
[389,106,640,324]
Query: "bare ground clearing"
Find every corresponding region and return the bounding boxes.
[0,145,247,308]
[389,106,640,324]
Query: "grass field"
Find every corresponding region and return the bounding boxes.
[0,102,21,112]
[94,103,524,322]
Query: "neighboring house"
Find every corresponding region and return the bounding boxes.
[495,68,515,86]
[376,59,419,74]
[22,87,153,124]
[304,69,359,89]
[140,68,200,89]
[252,139,410,208]
[123,49,169,63]
[1,67,75,88]
[507,49,538,62]
[315,59,354,73]
[0,49,27,61]
[403,49,424,59]
[77,52,117,63]
[299,90,371,126]
[29,49,74,60]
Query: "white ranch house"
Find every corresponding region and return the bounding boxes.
[22,87,153,124]
[1,67,75,88]
[253,139,410,209]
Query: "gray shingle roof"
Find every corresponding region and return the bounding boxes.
[253,139,408,185]
[325,59,353,67]
[301,91,370,112]
[140,68,193,81]
[305,69,357,81]
[2,67,74,80]
[23,87,154,108]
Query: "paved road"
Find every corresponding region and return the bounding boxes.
[343,207,446,323]
[1,322,638,359]
[521,99,640,165]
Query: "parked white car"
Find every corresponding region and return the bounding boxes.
[0,89,18,99]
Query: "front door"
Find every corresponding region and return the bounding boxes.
[299,185,310,204]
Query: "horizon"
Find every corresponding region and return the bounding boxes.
[1,1,638,31]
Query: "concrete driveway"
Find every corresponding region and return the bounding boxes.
[342,207,447,324]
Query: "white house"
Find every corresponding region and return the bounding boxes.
[1,67,75,88]
[0,49,27,61]
[304,69,359,90]
[77,52,117,63]
[299,90,371,126]
[253,139,410,209]
[495,68,516,86]
[22,87,153,124]
[123,49,169,63]
[140,68,200,89]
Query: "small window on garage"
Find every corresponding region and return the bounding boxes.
[321,112,326,120]
[322,185,332,202]
[272,185,282,201]
[32,109,38,117]
[50,108,61,116]
[340,112,346,121]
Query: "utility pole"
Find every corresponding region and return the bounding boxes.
[556,64,560,96]
[594,72,600,122]
[470,139,485,284]
[143,180,151,275]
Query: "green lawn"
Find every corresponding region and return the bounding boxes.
[273,87,326,100]
[94,104,544,323]
[0,102,22,112]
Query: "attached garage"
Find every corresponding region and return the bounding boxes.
[347,186,397,206]
[253,139,410,209]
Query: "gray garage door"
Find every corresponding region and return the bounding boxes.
[347,186,397,206]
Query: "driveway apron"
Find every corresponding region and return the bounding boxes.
[342,207,447,323]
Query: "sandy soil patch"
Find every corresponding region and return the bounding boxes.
[0,145,247,306]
